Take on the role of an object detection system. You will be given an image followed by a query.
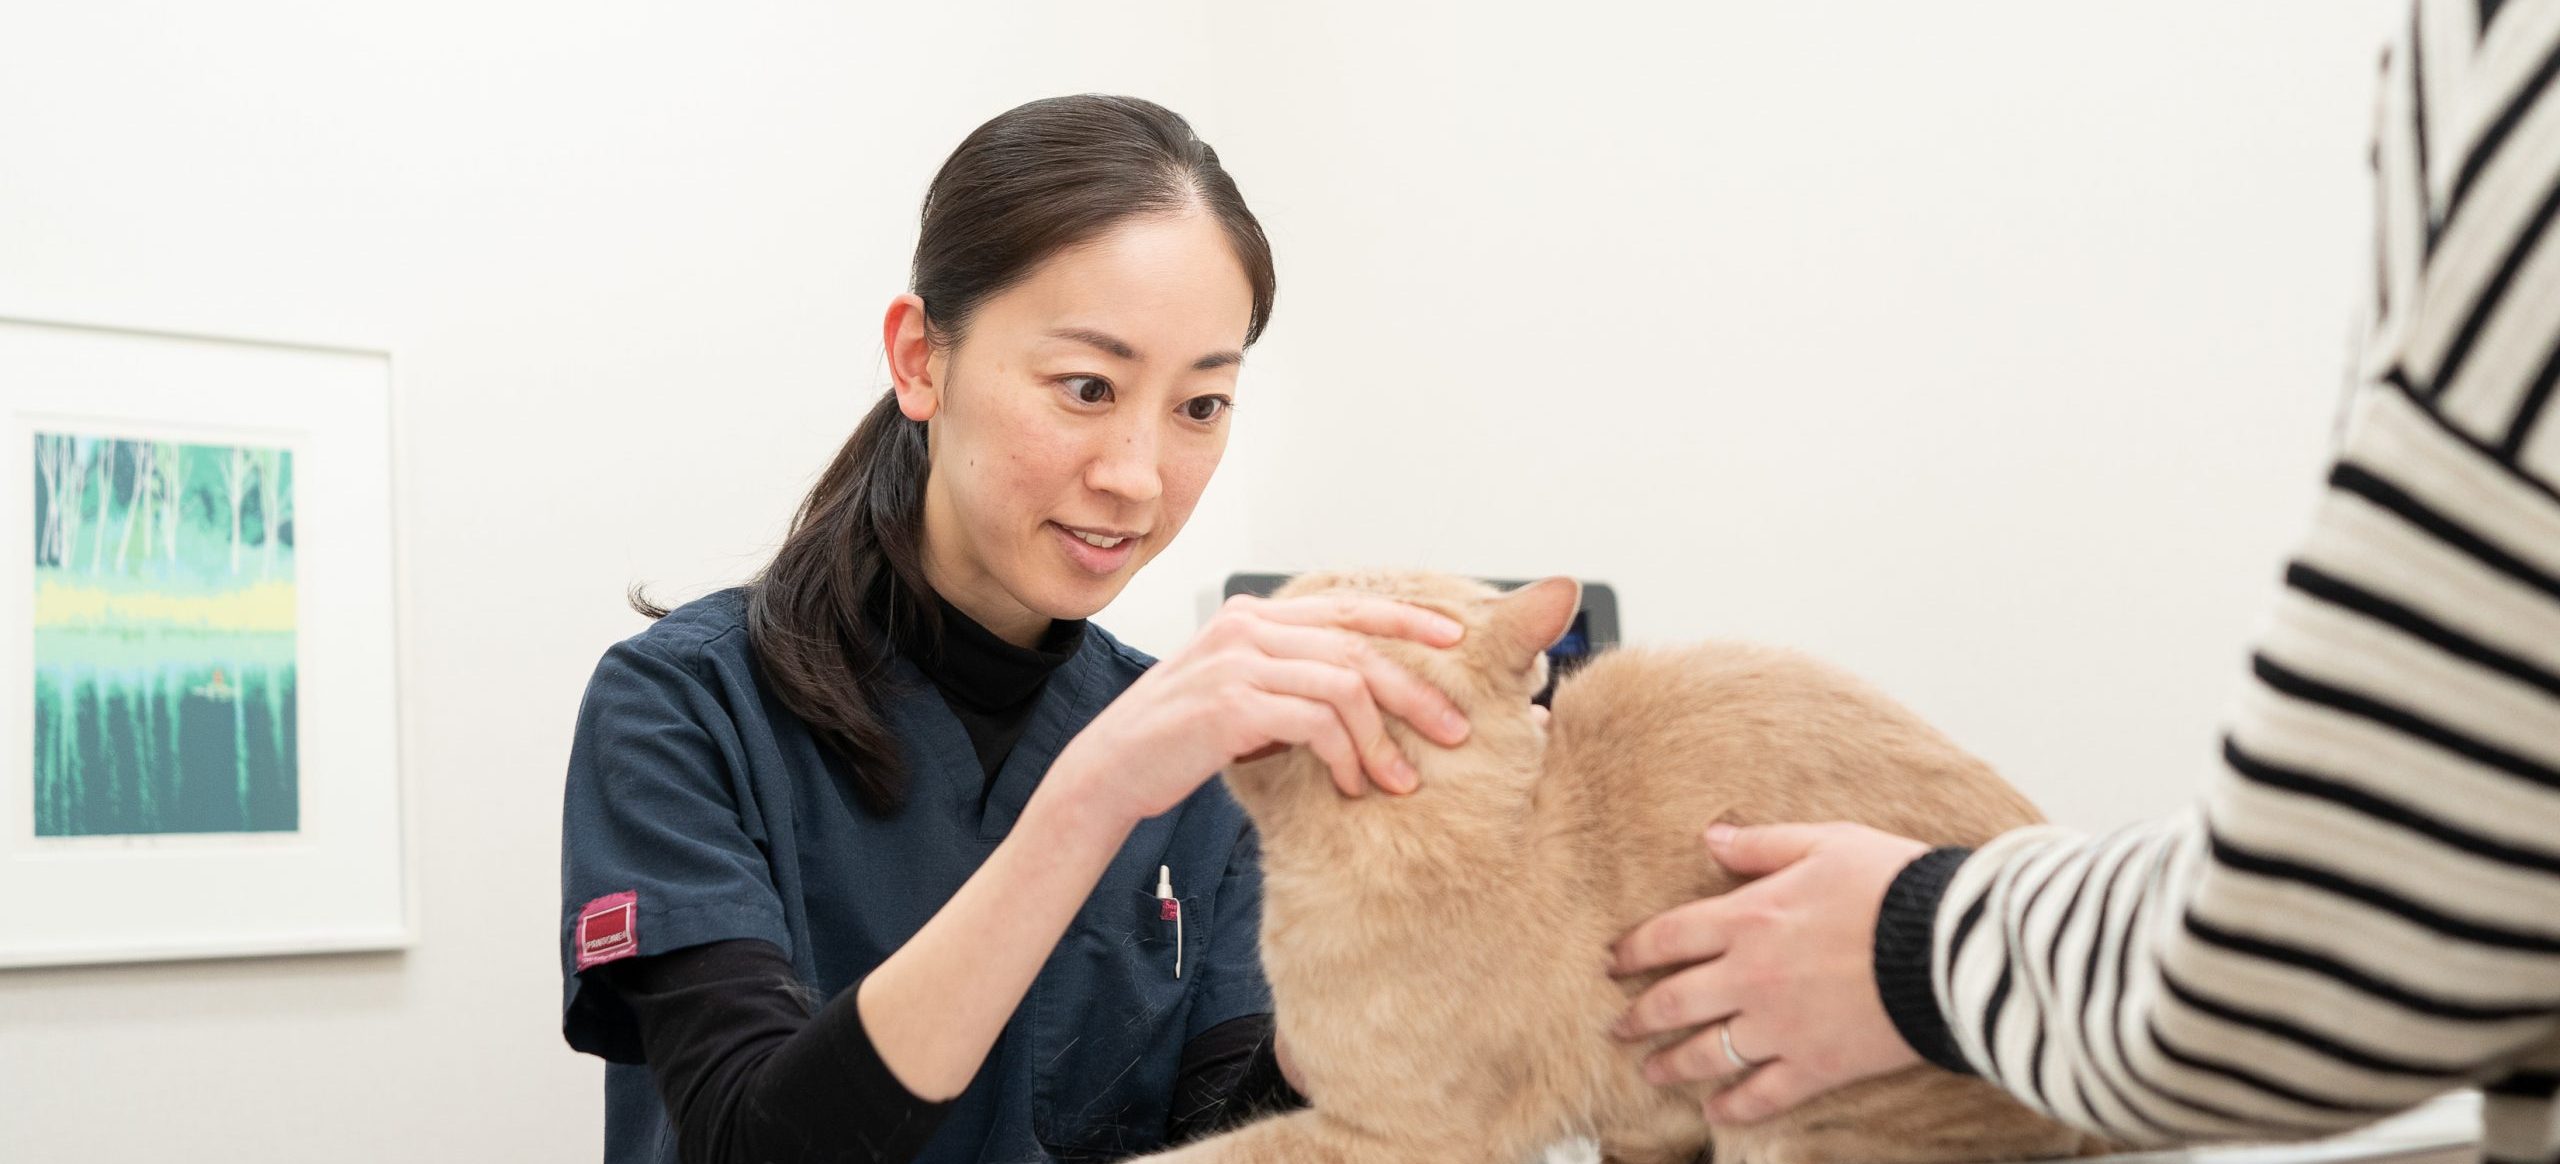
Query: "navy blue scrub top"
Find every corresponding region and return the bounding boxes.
[559,588,1273,1163]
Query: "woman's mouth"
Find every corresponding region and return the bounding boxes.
[1050,522,1142,574]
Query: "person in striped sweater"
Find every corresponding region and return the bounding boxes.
[1606,3,2560,1161]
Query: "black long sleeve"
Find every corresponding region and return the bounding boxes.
[604,939,1306,1164]
[1166,1014,1306,1145]
[599,939,951,1164]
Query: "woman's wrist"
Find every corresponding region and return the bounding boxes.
[859,750,1141,1101]
[1872,845,1975,1075]
[1025,747,1145,854]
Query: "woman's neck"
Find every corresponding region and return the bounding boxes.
[917,557,1051,649]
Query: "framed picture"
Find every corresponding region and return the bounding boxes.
[3,316,408,968]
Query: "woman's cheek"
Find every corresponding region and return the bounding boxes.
[1001,432,1075,494]
[1157,444,1224,524]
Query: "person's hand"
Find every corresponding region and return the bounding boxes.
[1609,822,1932,1124]
[1047,592,1471,829]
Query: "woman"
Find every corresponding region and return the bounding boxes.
[1611,4,2560,1161]
[558,94,1471,1164]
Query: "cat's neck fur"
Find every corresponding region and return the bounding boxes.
[1239,709,1571,943]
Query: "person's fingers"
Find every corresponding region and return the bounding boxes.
[1642,1018,1758,1087]
[1239,618,1468,750]
[1614,958,1739,1043]
[1244,655,1414,794]
[1229,590,1466,649]
[1260,691,1367,799]
[1233,741,1286,765]
[1611,896,1735,976]
[1705,821,1833,877]
[1703,1059,1826,1126]
[1530,705,1552,729]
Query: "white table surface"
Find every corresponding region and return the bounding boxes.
[1532,1091,2482,1164]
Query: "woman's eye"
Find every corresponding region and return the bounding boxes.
[1062,376,1113,405]
[1182,395,1232,423]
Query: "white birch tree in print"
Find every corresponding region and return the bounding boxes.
[88,442,114,574]
[72,441,92,567]
[221,445,250,575]
[55,438,90,570]
[34,437,63,567]
[115,442,155,572]
[157,440,182,564]
[256,449,280,580]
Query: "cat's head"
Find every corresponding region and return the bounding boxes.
[1224,569,1581,822]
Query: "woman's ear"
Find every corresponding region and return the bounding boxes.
[883,293,941,423]
[1484,577,1582,673]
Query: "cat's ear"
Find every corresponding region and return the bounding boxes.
[1486,576,1581,672]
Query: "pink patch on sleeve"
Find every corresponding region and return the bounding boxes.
[575,891,639,970]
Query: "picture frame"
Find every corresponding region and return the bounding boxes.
[3,315,410,968]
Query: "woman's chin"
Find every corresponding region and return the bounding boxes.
[1019,572,1132,624]
[1021,546,1157,620]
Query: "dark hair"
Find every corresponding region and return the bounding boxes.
[632,94,1276,815]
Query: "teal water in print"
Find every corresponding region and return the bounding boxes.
[33,632,298,836]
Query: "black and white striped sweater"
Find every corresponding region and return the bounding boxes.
[1874,3,2560,1159]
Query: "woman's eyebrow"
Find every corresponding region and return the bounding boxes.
[1047,327,1139,360]
[1047,327,1243,372]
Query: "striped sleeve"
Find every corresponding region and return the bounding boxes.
[1876,1,2560,1153]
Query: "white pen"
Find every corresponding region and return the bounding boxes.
[1156,864,1183,979]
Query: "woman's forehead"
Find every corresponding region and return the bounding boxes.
[978,216,1255,355]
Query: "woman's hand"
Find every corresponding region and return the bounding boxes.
[1046,592,1472,829]
[1609,822,1931,1124]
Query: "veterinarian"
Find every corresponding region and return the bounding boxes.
[557,94,1470,1164]
[1611,4,2560,1159]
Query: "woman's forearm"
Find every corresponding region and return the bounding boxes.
[857,766,1133,1101]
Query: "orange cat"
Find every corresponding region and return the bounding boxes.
[1139,570,2100,1164]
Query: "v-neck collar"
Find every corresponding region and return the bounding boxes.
[883,634,1106,841]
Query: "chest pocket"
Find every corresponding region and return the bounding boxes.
[1031,873,1211,1162]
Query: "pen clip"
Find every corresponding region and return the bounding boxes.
[1157,865,1182,979]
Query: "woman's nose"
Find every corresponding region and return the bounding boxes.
[1084,421,1164,504]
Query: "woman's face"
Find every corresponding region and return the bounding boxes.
[889,211,1254,646]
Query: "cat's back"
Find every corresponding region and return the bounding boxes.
[1542,640,2042,848]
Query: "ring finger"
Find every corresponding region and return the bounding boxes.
[1615,956,1739,1042]
[1645,1015,1766,1087]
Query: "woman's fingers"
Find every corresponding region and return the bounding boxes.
[1260,689,1367,798]
[1705,1059,1825,1126]
[1611,894,1736,977]
[1228,591,1466,649]
[1644,1016,1763,1087]
[1239,616,1469,750]
[1244,655,1414,794]
[1190,591,1476,793]
[1613,955,1740,1043]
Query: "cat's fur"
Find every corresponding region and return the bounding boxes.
[1137,570,2104,1164]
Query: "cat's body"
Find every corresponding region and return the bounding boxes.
[1138,571,2100,1164]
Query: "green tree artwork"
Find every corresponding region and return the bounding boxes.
[33,433,298,836]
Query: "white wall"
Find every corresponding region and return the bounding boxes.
[0,2,2393,1160]
[1214,0,2397,832]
